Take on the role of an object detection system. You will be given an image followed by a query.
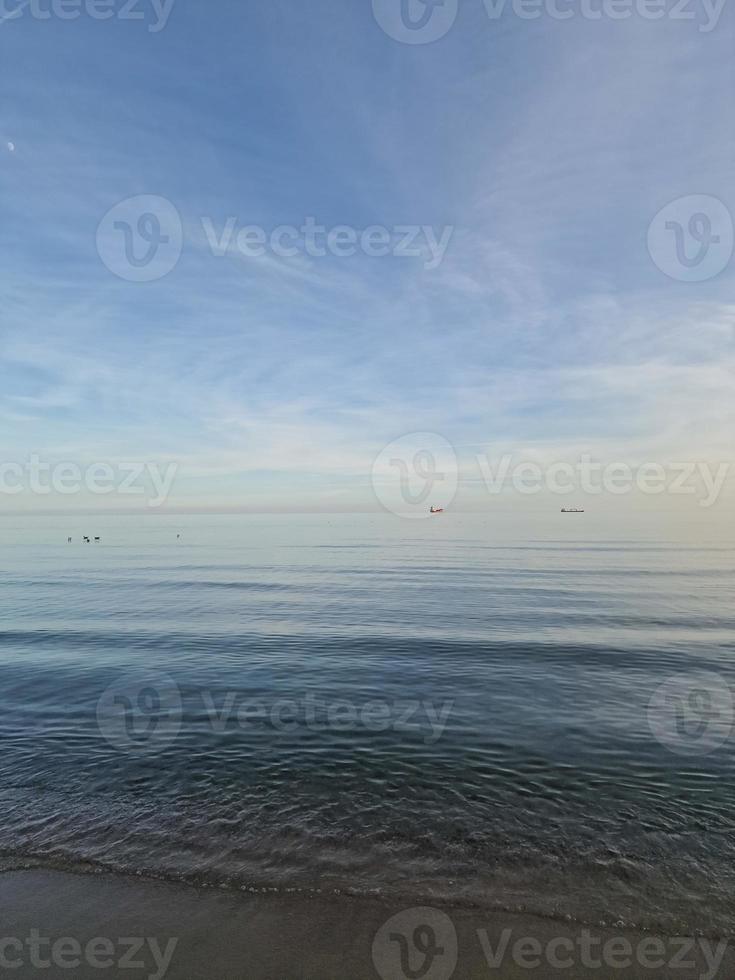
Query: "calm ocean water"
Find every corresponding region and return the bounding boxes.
[1,513,734,934]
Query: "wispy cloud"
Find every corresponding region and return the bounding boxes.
[1,2,732,511]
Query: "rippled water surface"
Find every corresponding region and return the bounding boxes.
[1,513,734,934]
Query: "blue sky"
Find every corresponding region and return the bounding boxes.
[1,0,733,511]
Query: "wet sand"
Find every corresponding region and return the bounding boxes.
[0,869,731,979]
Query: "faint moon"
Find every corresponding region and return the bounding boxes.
[7,142,15,152]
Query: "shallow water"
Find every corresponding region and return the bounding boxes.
[1,513,734,934]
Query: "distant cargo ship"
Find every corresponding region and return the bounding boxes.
[561,507,585,513]
[430,506,444,514]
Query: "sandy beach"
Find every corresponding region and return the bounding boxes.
[0,869,731,979]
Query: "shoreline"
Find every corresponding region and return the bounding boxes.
[1,850,731,939]
[1,868,732,979]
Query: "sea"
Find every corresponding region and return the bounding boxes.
[0,512,733,936]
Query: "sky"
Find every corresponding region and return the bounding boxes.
[1,0,733,515]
